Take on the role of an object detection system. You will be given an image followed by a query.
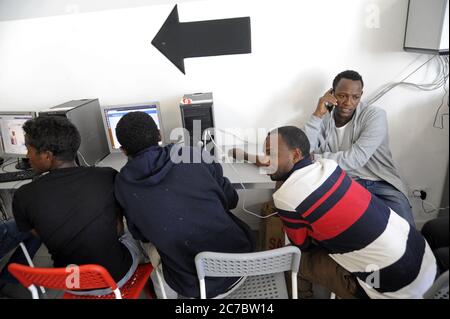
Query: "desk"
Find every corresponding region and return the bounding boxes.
[96,153,276,190]
[0,154,276,191]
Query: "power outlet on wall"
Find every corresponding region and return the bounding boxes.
[409,187,430,200]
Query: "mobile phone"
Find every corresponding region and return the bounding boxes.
[325,103,334,112]
[325,89,335,112]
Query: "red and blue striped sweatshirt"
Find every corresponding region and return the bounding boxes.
[273,157,437,299]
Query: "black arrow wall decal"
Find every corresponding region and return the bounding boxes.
[152,5,251,74]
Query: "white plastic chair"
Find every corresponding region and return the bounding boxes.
[195,246,301,299]
[423,270,449,299]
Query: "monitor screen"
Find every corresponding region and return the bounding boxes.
[0,112,36,158]
[101,102,163,153]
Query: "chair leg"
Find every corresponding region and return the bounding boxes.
[291,272,298,299]
[200,278,207,299]
[154,268,167,299]
[28,285,40,299]
[142,242,167,299]
[19,242,46,295]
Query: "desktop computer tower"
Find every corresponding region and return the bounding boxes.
[38,99,109,166]
[180,92,215,155]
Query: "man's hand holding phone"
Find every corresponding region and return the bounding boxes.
[313,88,337,118]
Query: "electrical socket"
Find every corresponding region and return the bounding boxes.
[409,187,430,200]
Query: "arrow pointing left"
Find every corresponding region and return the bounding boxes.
[152,5,252,74]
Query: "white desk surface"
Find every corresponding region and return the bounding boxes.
[97,153,276,190]
[0,152,276,190]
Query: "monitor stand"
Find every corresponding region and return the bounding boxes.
[15,158,31,170]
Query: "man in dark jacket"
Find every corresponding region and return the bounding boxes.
[114,111,255,298]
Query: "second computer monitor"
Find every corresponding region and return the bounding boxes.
[101,102,164,153]
[0,111,36,158]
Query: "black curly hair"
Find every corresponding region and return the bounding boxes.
[269,126,310,157]
[332,70,364,91]
[115,111,159,157]
[23,116,81,161]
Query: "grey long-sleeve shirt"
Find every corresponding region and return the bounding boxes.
[304,101,409,198]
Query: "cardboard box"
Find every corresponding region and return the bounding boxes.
[260,200,285,250]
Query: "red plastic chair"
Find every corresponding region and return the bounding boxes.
[7,262,154,299]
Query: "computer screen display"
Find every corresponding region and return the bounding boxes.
[101,102,163,152]
[0,112,36,158]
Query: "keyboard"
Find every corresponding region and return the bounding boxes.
[0,170,38,183]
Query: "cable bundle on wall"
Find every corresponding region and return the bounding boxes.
[367,55,449,107]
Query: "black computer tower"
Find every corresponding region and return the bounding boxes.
[38,99,109,166]
[180,93,215,154]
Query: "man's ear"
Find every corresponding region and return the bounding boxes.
[158,130,162,143]
[45,150,56,169]
[45,150,54,161]
[293,148,303,163]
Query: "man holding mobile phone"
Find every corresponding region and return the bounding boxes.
[305,70,414,226]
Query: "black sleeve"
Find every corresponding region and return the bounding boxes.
[12,189,33,232]
[209,162,239,210]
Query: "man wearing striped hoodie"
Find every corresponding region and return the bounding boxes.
[265,126,437,298]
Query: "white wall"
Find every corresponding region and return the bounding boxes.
[0,0,448,227]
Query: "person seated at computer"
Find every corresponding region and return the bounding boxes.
[0,219,41,294]
[12,116,141,295]
[230,70,414,226]
[263,126,436,298]
[114,111,255,299]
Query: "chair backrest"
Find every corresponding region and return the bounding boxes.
[424,270,449,299]
[8,263,119,299]
[195,246,301,299]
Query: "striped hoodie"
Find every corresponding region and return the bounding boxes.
[273,157,437,299]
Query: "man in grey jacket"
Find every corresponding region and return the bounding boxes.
[304,70,414,225]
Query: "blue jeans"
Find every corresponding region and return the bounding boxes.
[0,219,42,283]
[355,179,415,226]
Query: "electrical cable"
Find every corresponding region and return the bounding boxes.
[1,158,18,172]
[432,55,449,129]
[412,189,449,214]
[367,55,448,106]
[213,127,252,145]
[420,200,449,214]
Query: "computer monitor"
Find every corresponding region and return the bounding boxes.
[0,111,36,169]
[101,102,164,153]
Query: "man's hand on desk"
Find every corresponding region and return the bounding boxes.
[228,148,270,168]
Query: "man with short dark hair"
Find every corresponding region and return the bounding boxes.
[305,70,414,225]
[265,125,436,299]
[114,111,255,299]
[12,116,139,295]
